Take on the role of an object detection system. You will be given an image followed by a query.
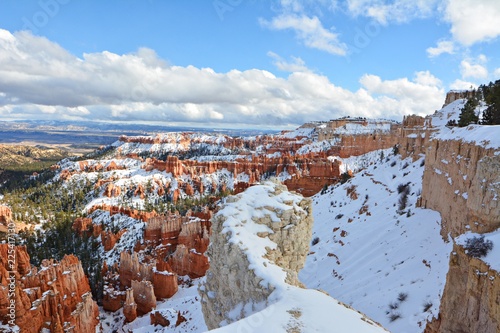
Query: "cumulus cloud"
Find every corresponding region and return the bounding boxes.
[426,40,455,58]
[449,79,477,90]
[259,14,347,56]
[444,0,500,46]
[267,52,310,72]
[460,59,488,80]
[0,29,445,127]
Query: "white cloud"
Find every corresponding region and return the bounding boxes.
[449,79,477,90]
[494,68,500,78]
[426,40,455,58]
[0,29,445,127]
[346,0,438,24]
[259,14,347,56]
[267,52,310,72]
[444,0,500,46]
[460,59,488,79]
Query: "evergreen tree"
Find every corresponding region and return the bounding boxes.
[458,96,479,127]
[481,80,500,125]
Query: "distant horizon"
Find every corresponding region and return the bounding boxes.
[1,1,499,128]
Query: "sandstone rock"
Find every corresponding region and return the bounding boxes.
[152,261,178,299]
[425,244,500,333]
[200,181,313,329]
[168,244,209,279]
[131,280,156,316]
[123,288,137,323]
[150,310,170,326]
[420,139,498,238]
[0,246,100,333]
[0,205,12,225]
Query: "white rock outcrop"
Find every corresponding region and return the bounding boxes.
[200,180,388,333]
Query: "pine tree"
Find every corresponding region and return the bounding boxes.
[458,96,479,127]
[481,80,500,125]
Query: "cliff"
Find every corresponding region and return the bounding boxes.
[425,243,500,333]
[419,129,500,238]
[0,245,100,333]
[200,180,388,332]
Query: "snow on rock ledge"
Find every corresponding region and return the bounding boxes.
[200,180,388,332]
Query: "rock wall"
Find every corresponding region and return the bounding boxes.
[200,181,313,329]
[0,245,100,333]
[419,139,499,238]
[0,205,12,225]
[443,90,476,107]
[424,244,500,333]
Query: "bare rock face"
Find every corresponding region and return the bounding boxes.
[442,90,476,107]
[0,205,12,225]
[424,244,500,333]
[131,280,157,316]
[200,181,313,329]
[0,246,100,333]
[123,289,138,323]
[420,139,499,238]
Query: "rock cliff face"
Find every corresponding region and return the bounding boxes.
[424,243,500,333]
[419,139,499,238]
[0,205,12,225]
[0,245,100,333]
[200,181,387,332]
[400,101,500,332]
[442,90,475,107]
[200,181,313,329]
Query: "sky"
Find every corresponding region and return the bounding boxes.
[0,0,499,129]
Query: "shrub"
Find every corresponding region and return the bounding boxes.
[390,161,396,167]
[423,301,433,313]
[389,312,401,322]
[388,302,399,310]
[420,159,425,167]
[311,237,320,246]
[464,235,493,258]
[340,172,352,184]
[402,162,409,169]
[397,292,408,302]
[335,214,344,220]
[392,144,399,156]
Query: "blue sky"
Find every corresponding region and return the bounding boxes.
[0,0,499,128]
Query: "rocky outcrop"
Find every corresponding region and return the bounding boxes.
[419,139,499,238]
[131,280,157,315]
[424,244,500,333]
[0,205,12,225]
[87,204,157,222]
[0,245,100,333]
[123,289,137,323]
[443,90,475,107]
[200,181,387,332]
[200,181,313,329]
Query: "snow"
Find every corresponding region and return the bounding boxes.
[300,154,452,333]
[329,121,393,135]
[456,231,500,272]
[428,98,500,149]
[211,181,388,333]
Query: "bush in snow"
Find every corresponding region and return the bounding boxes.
[463,235,493,258]
[311,237,320,246]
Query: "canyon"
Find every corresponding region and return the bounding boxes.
[0,245,100,333]
[0,91,499,332]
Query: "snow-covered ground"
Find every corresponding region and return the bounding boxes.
[300,152,452,333]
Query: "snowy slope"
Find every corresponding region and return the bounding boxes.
[205,182,388,333]
[300,152,452,333]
